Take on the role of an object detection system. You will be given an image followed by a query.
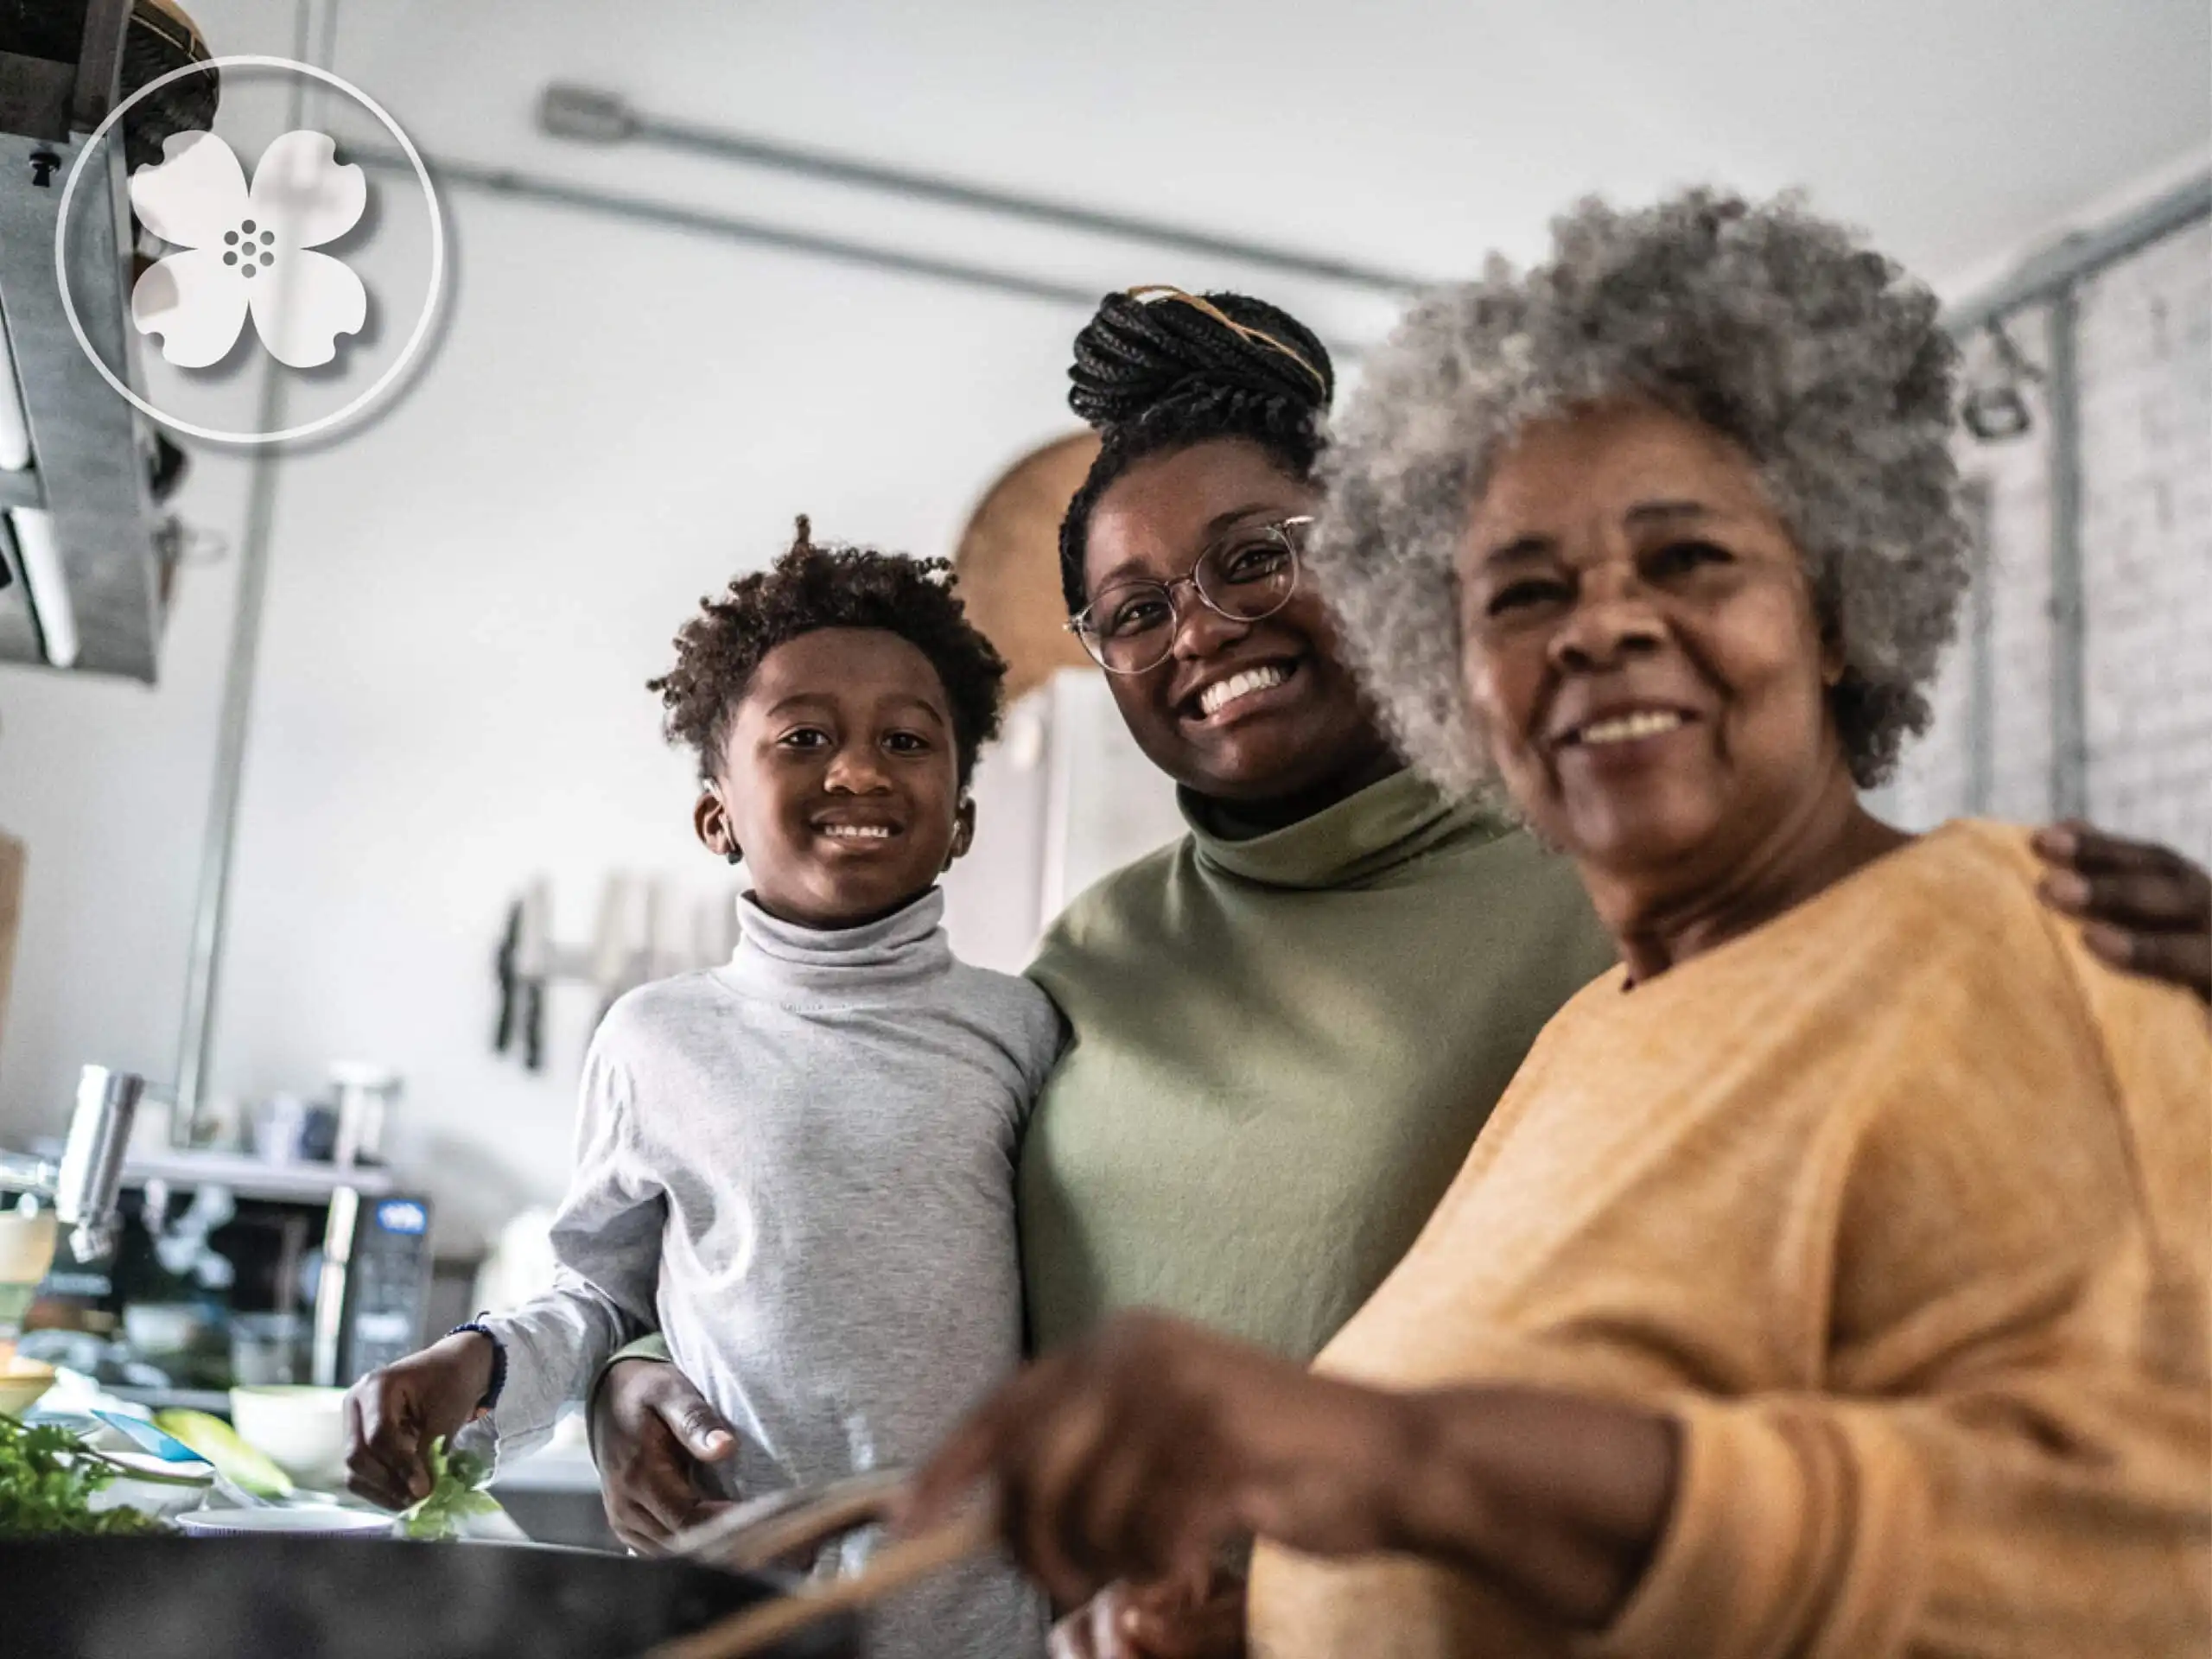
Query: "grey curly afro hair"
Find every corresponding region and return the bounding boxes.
[1311,188,1971,796]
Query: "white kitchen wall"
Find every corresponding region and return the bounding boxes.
[3,0,2208,1249]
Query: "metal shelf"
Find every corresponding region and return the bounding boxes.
[122,1149,397,1203]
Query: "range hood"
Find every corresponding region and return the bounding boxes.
[0,0,209,682]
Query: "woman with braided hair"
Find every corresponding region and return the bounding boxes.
[1047,287,1402,813]
[591,282,2210,1658]
[1021,284,1615,1368]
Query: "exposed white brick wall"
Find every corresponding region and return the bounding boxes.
[1883,217,2211,873]
[1977,339,2067,826]
[1882,307,2058,828]
[2076,219,2212,871]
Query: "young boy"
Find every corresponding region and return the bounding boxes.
[344,522,1059,1657]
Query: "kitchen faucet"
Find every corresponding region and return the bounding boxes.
[0,1065,145,1261]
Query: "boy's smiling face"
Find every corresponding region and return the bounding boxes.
[699,626,974,929]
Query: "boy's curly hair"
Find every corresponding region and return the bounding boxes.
[650,517,1009,787]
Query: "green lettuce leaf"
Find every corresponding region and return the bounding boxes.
[397,1434,502,1541]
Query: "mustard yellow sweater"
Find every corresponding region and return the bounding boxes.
[1251,822,2211,1658]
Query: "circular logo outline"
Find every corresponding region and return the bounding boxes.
[55,54,446,447]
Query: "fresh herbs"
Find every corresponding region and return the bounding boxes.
[397,1434,499,1541]
[0,1414,164,1537]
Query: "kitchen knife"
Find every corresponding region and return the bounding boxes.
[92,1408,212,1464]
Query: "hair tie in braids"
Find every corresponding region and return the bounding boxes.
[1122,288,1328,391]
[1068,287,1334,429]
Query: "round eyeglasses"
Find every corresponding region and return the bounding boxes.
[1068,515,1313,676]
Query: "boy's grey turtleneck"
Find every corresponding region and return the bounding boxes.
[484,887,1061,1657]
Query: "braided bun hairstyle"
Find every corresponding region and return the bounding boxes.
[1058,289,1335,613]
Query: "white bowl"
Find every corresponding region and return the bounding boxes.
[175,1504,393,1538]
[88,1451,216,1521]
[228,1385,348,1487]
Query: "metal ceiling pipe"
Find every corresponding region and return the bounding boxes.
[537,83,1427,297]
[172,0,331,1141]
[2044,288,2087,823]
[1943,172,2211,337]
[353,146,1106,308]
[348,147,1375,360]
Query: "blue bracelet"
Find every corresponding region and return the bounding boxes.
[447,1318,508,1411]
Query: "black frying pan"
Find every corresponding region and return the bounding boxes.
[0,1535,859,1659]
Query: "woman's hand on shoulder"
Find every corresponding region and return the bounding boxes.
[589,1357,740,1552]
[2033,822,2210,1002]
[902,1311,1426,1610]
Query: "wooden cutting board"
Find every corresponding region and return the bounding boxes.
[952,432,1102,704]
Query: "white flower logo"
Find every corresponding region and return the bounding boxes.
[128,128,367,369]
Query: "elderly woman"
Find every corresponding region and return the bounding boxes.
[906,192,2211,1657]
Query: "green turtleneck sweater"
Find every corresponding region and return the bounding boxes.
[606,770,1615,1380]
[1020,769,1616,1361]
